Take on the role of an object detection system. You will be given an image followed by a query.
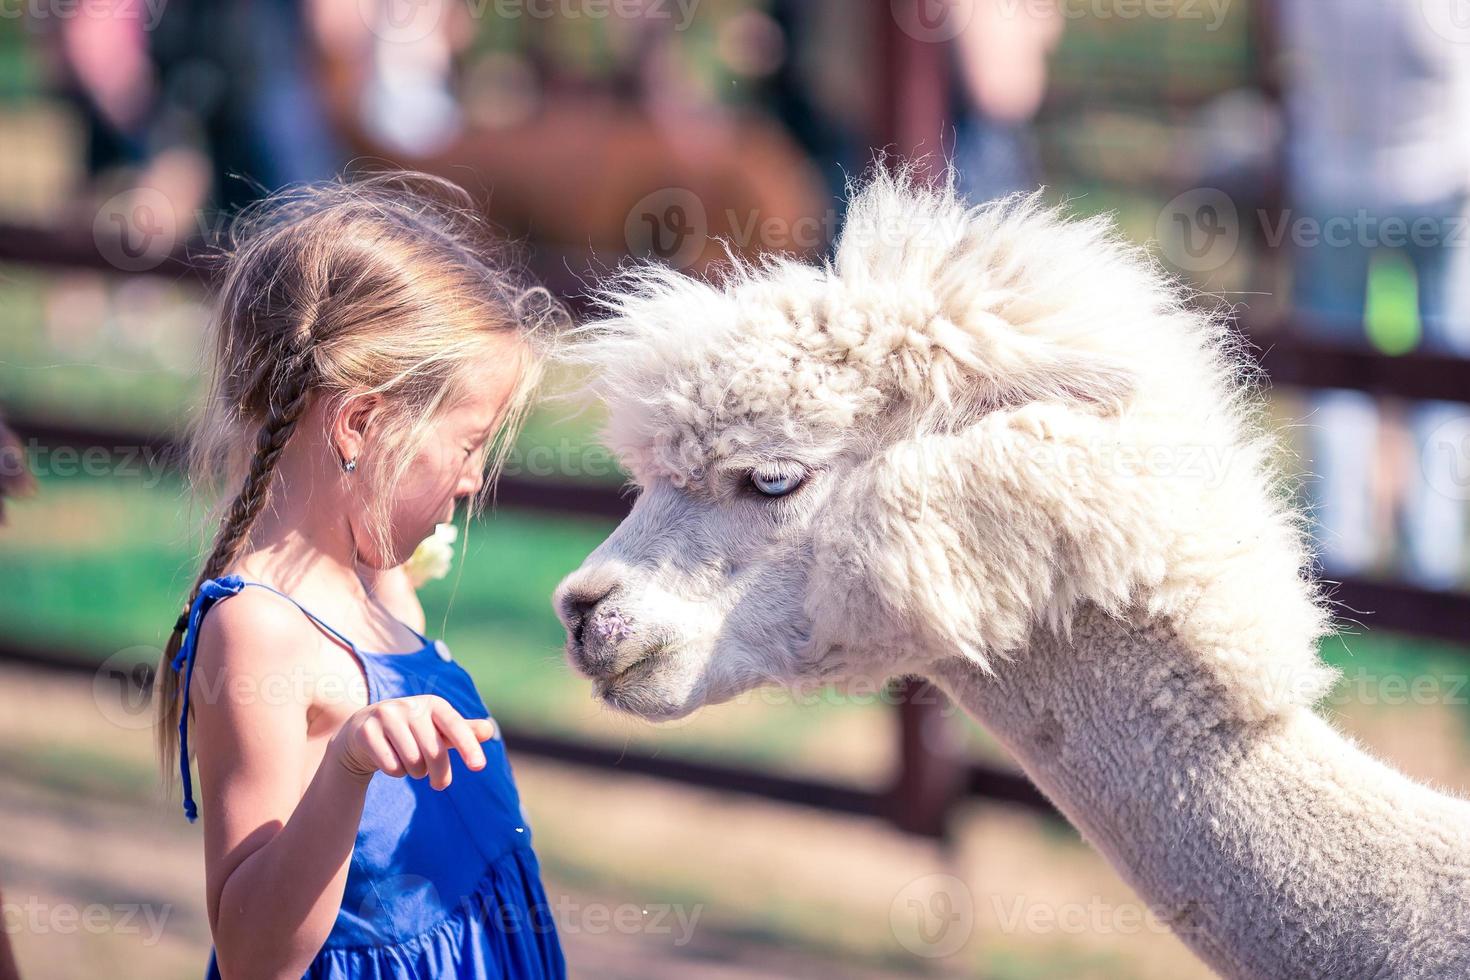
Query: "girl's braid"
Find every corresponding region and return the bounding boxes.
[170,345,318,633]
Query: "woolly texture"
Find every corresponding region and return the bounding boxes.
[932,606,1470,979]
[571,169,1336,723]
[560,170,1470,975]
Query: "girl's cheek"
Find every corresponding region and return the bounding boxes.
[399,471,447,520]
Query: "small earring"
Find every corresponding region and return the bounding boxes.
[343,457,357,474]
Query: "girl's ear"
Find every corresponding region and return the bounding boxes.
[330,392,383,466]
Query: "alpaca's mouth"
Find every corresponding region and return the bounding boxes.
[593,648,665,698]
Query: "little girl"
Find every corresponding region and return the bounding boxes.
[155,174,566,979]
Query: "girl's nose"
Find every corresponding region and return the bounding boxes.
[458,461,485,498]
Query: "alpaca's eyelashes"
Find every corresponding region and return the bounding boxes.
[747,466,807,498]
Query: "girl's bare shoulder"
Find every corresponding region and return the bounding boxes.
[191,586,341,689]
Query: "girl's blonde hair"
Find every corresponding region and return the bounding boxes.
[156,171,561,783]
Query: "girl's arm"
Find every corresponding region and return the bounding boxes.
[190,594,360,978]
[189,591,493,980]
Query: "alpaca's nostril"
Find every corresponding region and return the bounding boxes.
[560,585,615,645]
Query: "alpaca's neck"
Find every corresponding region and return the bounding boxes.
[927,604,1470,979]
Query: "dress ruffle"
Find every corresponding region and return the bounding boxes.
[306,843,563,980]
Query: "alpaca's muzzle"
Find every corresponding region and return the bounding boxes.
[555,579,640,680]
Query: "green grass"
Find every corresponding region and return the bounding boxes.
[0,267,205,432]
[0,741,157,804]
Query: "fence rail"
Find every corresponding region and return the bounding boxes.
[6,0,1470,833]
[1255,328,1470,404]
[4,208,1470,837]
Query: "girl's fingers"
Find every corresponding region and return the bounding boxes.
[409,710,452,790]
[381,717,428,780]
[355,697,492,790]
[360,719,405,778]
[428,700,488,772]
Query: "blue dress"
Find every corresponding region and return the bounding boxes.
[170,575,566,979]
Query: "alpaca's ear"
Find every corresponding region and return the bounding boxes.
[835,170,1144,417]
[990,347,1136,416]
[920,322,1138,420]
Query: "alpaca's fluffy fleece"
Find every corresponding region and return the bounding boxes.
[569,168,1337,723]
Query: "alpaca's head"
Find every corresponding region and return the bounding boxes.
[554,170,1329,722]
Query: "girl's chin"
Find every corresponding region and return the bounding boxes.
[361,552,406,573]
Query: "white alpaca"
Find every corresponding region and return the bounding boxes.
[553,169,1470,977]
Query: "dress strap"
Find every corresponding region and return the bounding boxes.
[236,580,364,654]
[170,574,247,822]
[168,575,372,823]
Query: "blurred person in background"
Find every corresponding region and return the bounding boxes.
[56,0,343,219]
[1267,0,1470,590]
[311,0,470,158]
[759,0,865,203]
[52,2,207,243]
[952,0,1063,203]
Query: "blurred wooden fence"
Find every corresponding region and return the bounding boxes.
[2,1,1469,839]
[6,221,1470,839]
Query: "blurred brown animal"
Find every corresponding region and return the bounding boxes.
[337,95,828,277]
[311,16,828,277]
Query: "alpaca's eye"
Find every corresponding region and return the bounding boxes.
[749,469,804,498]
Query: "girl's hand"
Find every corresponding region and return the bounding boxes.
[329,695,498,790]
